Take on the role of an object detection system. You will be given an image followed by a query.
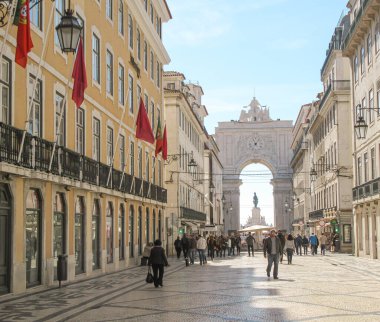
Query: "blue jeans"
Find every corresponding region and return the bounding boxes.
[197,249,206,264]
[266,254,279,278]
[189,249,197,264]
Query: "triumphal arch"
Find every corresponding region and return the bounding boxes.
[215,98,293,232]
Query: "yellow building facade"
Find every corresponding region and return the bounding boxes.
[0,0,171,295]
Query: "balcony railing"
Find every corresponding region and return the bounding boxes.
[353,177,380,201]
[180,206,206,222]
[343,0,370,50]
[0,122,167,204]
[319,80,350,111]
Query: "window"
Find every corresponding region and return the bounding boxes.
[364,153,369,182]
[357,156,362,185]
[128,74,134,113]
[144,0,148,11]
[119,135,125,170]
[30,0,42,30]
[118,64,124,105]
[144,94,149,113]
[150,3,154,23]
[152,156,156,184]
[118,0,123,34]
[138,146,142,178]
[55,0,65,46]
[28,76,42,136]
[137,29,141,60]
[137,84,141,105]
[75,196,85,274]
[92,199,101,269]
[53,193,66,280]
[106,0,113,20]
[55,92,65,146]
[93,118,100,161]
[354,56,358,82]
[144,41,148,71]
[369,89,374,123]
[106,202,114,263]
[158,160,162,186]
[129,206,134,258]
[0,58,11,124]
[119,204,125,260]
[156,61,160,87]
[367,34,372,64]
[377,85,380,115]
[130,141,134,175]
[145,151,149,181]
[128,14,133,49]
[151,101,155,131]
[150,51,154,80]
[106,50,113,95]
[371,147,375,180]
[92,34,100,83]
[107,126,114,165]
[360,46,365,74]
[76,108,85,155]
[376,24,380,53]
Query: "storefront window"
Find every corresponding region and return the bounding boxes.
[25,189,41,287]
[129,206,134,258]
[106,202,114,263]
[138,207,142,255]
[119,204,125,260]
[75,196,85,274]
[53,193,66,280]
[146,208,150,244]
[92,199,100,269]
[343,224,352,243]
[152,210,156,242]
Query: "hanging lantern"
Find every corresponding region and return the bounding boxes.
[55,5,82,53]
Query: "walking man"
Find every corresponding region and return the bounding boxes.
[246,232,255,256]
[263,229,281,279]
[295,234,303,256]
[174,236,182,259]
[181,234,190,260]
[309,233,318,255]
[319,233,327,255]
[189,235,197,264]
[197,235,207,265]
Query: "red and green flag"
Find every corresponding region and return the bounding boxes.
[155,117,163,156]
[15,0,33,68]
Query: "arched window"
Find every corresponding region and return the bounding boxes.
[119,204,125,260]
[138,206,142,255]
[106,202,114,263]
[129,205,134,258]
[152,210,156,242]
[146,207,150,244]
[92,199,101,269]
[53,192,66,280]
[75,196,85,275]
[0,184,11,293]
[26,189,42,287]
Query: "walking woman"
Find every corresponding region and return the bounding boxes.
[149,239,169,288]
[285,234,295,264]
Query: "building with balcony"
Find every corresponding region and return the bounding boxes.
[163,72,213,255]
[343,0,380,259]
[306,14,353,252]
[0,0,171,295]
[290,103,313,236]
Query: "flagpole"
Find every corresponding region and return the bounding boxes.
[0,0,18,77]
[17,2,55,163]
[48,77,70,172]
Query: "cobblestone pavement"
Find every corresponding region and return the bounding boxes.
[1,252,380,322]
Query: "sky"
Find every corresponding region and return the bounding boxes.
[163,0,347,225]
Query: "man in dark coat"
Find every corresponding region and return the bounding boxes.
[263,230,281,279]
[149,239,169,288]
[295,234,303,256]
[181,234,190,259]
[277,230,286,263]
[174,236,182,259]
[246,232,255,257]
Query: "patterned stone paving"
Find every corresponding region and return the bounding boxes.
[1,253,380,321]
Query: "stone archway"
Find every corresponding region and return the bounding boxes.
[215,97,293,232]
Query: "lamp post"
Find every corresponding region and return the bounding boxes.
[353,103,378,139]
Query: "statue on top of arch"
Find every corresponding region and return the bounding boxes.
[239,97,272,122]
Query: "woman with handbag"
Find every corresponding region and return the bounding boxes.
[148,239,169,288]
[284,234,295,264]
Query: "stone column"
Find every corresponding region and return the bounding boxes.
[271,177,292,231]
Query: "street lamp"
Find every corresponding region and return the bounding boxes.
[310,167,317,182]
[354,116,368,140]
[55,0,82,53]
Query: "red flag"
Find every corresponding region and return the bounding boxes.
[155,117,163,156]
[136,98,155,144]
[15,0,33,68]
[72,38,87,108]
[162,125,167,160]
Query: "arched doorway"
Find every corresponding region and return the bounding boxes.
[53,192,66,280]
[75,196,85,275]
[106,202,114,264]
[26,189,42,287]
[129,205,134,258]
[0,184,11,294]
[215,98,293,231]
[92,199,101,270]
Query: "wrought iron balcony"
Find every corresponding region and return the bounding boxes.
[0,122,167,204]
[353,177,380,201]
[180,206,206,222]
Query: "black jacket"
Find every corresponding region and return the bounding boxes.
[149,246,169,266]
[263,236,281,256]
